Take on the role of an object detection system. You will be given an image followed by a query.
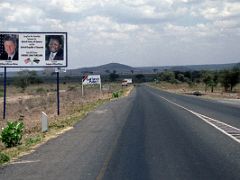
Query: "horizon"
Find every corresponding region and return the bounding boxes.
[70,61,240,70]
[0,61,238,73]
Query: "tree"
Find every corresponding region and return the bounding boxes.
[135,74,145,83]
[202,71,212,92]
[201,71,218,92]
[13,70,43,92]
[229,67,240,91]
[219,67,240,92]
[159,71,176,83]
[153,69,158,74]
[105,70,110,74]
[109,70,119,82]
[176,73,185,82]
[210,72,218,92]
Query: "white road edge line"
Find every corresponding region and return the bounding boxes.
[8,160,41,165]
[159,95,240,144]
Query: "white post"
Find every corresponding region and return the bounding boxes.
[41,112,48,132]
[82,80,84,96]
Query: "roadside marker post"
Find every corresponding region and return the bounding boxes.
[41,112,48,132]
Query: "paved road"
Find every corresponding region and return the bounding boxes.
[1,85,240,180]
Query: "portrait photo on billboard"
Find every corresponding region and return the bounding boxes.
[0,34,19,61]
[45,35,64,61]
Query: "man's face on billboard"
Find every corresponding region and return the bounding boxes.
[4,40,16,55]
[48,39,61,53]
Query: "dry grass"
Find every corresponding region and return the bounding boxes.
[0,83,131,152]
[149,82,240,99]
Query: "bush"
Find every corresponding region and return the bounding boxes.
[112,91,119,98]
[0,152,10,164]
[112,90,123,98]
[0,121,24,148]
[36,87,47,94]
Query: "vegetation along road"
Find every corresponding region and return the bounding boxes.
[0,85,240,180]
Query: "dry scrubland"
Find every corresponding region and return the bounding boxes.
[150,82,240,99]
[0,82,131,154]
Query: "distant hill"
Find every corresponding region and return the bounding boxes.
[80,63,136,74]
[66,63,138,76]
[3,62,240,77]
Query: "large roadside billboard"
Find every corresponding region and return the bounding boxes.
[0,32,67,67]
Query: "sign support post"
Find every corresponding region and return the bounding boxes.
[3,67,7,119]
[82,80,84,96]
[82,75,101,96]
[57,71,60,115]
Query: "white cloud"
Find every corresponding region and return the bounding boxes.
[0,3,43,24]
[64,15,140,43]
[48,0,97,13]
[0,0,239,67]
[222,2,240,18]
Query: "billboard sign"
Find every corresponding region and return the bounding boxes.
[82,75,101,85]
[0,32,67,67]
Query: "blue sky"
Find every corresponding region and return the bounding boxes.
[0,0,240,69]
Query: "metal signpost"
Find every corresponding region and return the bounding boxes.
[55,68,66,115]
[3,67,6,119]
[0,32,68,119]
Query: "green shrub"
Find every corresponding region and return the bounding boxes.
[112,91,119,98]
[112,90,123,98]
[0,121,24,148]
[0,152,10,164]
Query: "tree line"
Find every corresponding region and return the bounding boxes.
[2,64,239,93]
[155,64,240,92]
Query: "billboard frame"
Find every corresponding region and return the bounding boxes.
[0,31,68,68]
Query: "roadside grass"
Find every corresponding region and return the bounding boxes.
[0,87,3,97]
[148,82,240,99]
[0,85,133,165]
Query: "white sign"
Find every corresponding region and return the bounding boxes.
[0,32,67,67]
[82,75,101,85]
[55,68,67,73]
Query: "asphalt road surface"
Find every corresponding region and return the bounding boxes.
[0,85,240,180]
